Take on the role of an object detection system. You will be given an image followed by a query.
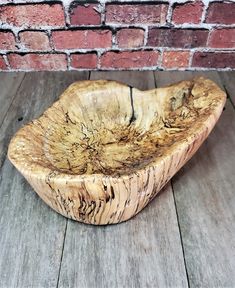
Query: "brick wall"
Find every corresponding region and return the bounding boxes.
[0,0,234,71]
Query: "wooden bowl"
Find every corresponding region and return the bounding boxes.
[8,77,226,225]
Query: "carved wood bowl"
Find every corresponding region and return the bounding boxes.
[8,77,226,225]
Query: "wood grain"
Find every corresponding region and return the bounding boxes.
[0,72,88,167]
[173,101,235,287]
[159,72,235,287]
[57,71,192,287]
[58,184,188,288]
[0,72,25,126]
[0,71,89,287]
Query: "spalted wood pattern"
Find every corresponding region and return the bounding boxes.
[8,77,226,225]
[58,71,188,288]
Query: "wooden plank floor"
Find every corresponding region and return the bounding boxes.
[0,71,234,288]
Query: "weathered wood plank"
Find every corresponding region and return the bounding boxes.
[156,71,235,287]
[90,71,155,90]
[219,71,235,106]
[0,71,89,287]
[154,71,195,87]
[0,72,25,125]
[173,100,235,287]
[57,71,188,288]
[154,71,224,89]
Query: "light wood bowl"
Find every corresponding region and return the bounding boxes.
[8,77,226,225]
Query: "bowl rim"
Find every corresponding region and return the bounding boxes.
[7,77,226,183]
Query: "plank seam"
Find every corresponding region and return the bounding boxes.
[153,71,158,88]
[154,71,190,287]
[171,179,191,288]
[56,219,68,288]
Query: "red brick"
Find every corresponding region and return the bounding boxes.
[0,56,7,70]
[19,31,51,51]
[172,1,204,24]
[70,4,101,25]
[0,31,16,50]
[8,53,67,70]
[71,53,97,69]
[206,2,235,24]
[148,29,208,48]
[0,4,65,28]
[208,29,235,48]
[116,29,144,48]
[100,51,159,69]
[192,52,235,68]
[52,30,112,50]
[162,51,190,69]
[106,4,168,25]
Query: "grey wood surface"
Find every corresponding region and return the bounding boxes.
[91,71,156,90]
[173,100,235,287]
[155,71,235,287]
[154,71,195,87]
[219,71,235,106]
[154,71,224,89]
[57,71,188,288]
[0,72,89,287]
[0,71,234,288]
[0,72,25,126]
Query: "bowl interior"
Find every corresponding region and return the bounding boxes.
[9,78,224,176]
[41,79,220,175]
